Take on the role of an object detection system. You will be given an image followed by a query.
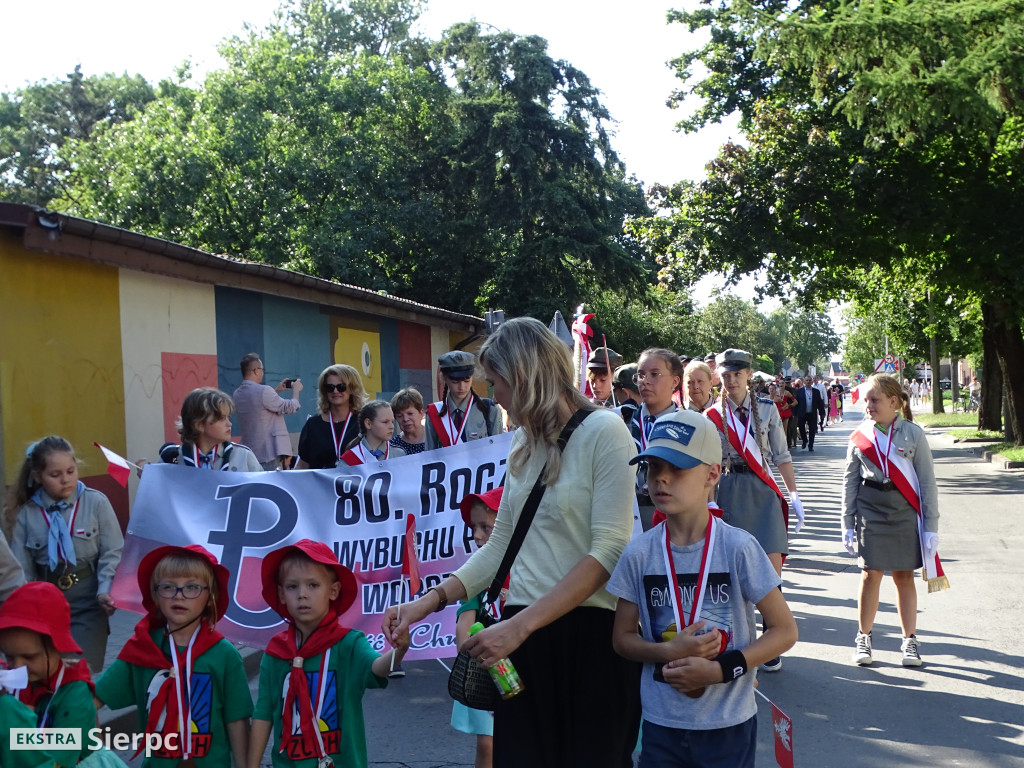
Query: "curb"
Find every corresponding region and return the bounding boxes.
[99,645,264,735]
[974,447,1024,470]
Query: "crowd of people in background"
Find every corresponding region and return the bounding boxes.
[0,325,943,768]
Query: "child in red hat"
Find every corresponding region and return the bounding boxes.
[248,539,410,768]
[94,544,253,767]
[451,487,504,768]
[0,581,103,767]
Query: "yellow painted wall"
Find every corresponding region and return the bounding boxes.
[334,329,382,398]
[0,235,126,482]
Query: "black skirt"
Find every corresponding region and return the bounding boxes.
[493,605,641,768]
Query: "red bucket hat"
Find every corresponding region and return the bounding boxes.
[459,486,504,528]
[260,539,357,621]
[0,582,82,654]
[137,544,232,621]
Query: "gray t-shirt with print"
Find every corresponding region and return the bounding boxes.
[607,519,781,731]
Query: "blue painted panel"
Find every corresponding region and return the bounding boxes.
[215,286,264,394]
[378,318,401,394]
[260,295,331,431]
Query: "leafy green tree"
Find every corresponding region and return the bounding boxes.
[588,288,701,365]
[431,22,651,318]
[0,66,155,205]
[697,294,776,360]
[53,1,652,318]
[639,0,1024,442]
[780,307,842,373]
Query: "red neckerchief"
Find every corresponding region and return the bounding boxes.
[116,612,223,756]
[264,612,350,760]
[19,659,94,709]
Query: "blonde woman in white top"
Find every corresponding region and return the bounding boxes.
[383,317,640,768]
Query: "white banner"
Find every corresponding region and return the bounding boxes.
[111,433,513,659]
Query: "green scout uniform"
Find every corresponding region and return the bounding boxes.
[253,630,387,768]
[95,632,253,767]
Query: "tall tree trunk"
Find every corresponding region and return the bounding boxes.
[979,320,1002,431]
[1004,386,1014,442]
[950,355,960,411]
[929,291,944,414]
[983,301,1024,445]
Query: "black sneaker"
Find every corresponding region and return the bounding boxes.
[760,656,782,672]
[901,635,923,667]
[388,664,406,679]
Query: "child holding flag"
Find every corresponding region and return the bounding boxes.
[249,540,410,768]
[451,486,505,768]
[607,411,797,768]
[843,373,945,668]
[94,544,252,766]
[9,436,123,670]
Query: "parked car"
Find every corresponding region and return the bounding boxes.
[939,379,952,391]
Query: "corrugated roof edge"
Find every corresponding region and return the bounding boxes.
[0,202,484,329]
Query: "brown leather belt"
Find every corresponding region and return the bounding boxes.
[42,562,95,591]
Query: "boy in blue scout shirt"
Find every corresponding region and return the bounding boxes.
[607,410,797,768]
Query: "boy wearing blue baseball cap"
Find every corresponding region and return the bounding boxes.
[606,410,797,768]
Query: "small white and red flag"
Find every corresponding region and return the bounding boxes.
[93,443,134,487]
[754,687,794,768]
[402,514,421,598]
[771,700,794,768]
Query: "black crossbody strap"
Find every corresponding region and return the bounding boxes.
[485,408,593,606]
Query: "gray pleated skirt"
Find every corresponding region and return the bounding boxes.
[716,472,788,556]
[855,485,923,572]
[64,572,110,672]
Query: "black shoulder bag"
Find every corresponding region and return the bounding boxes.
[448,409,592,710]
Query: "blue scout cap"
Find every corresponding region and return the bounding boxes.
[629,411,722,470]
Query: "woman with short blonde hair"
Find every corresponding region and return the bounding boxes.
[296,364,367,469]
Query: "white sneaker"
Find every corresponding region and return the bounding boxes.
[853,632,873,666]
[901,635,923,667]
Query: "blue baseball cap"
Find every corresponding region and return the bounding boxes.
[629,410,722,469]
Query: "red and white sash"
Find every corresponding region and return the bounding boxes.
[707,400,789,527]
[426,395,474,447]
[342,441,389,466]
[850,419,948,590]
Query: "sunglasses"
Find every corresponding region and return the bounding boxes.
[325,382,348,393]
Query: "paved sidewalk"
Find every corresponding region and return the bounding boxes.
[758,403,1024,767]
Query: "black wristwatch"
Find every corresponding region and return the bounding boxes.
[426,585,448,612]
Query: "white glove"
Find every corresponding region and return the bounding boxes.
[789,492,804,533]
[923,532,939,559]
[843,529,857,556]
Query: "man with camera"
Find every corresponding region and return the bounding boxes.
[233,352,303,469]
